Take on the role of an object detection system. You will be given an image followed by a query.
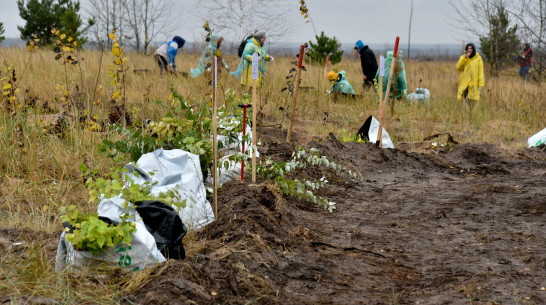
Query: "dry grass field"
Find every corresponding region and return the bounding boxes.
[0,45,544,304]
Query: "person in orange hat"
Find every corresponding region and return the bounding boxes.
[327,70,354,95]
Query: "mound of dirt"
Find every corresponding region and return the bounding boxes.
[0,227,58,257]
[124,129,546,304]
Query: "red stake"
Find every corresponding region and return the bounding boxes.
[238,103,251,182]
[323,55,330,78]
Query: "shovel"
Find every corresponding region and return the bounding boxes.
[238,103,252,182]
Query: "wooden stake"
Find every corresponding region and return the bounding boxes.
[376,54,384,146]
[391,71,399,117]
[212,56,218,218]
[251,53,259,183]
[377,37,400,147]
[286,45,305,143]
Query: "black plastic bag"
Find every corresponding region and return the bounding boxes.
[135,200,188,260]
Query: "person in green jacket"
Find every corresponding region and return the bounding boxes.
[375,51,407,100]
[327,70,355,95]
[456,43,484,108]
[190,33,229,79]
[231,31,273,88]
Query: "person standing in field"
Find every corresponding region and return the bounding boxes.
[375,51,407,100]
[518,43,532,81]
[327,70,355,95]
[154,36,185,75]
[456,43,484,109]
[190,33,229,79]
[355,40,378,89]
[232,31,273,88]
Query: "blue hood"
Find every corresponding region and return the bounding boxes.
[355,40,365,51]
[173,36,185,48]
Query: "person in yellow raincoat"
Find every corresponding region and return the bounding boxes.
[232,31,273,88]
[456,43,484,108]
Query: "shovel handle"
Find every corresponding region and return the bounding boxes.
[393,36,400,58]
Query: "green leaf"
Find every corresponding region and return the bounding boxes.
[111,181,123,191]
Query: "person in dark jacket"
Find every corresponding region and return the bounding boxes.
[518,43,532,81]
[355,40,378,89]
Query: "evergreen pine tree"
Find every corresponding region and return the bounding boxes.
[17,0,85,46]
[308,31,344,65]
[479,5,520,74]
[0,22,5,43]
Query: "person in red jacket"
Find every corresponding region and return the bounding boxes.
[518,43,532,81]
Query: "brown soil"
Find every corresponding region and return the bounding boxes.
[124,127,545,305]
[2,128,544,305]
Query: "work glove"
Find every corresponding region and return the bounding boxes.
[224,64,230,71]
[269,56,274,62]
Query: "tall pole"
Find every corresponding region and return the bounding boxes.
[286,45,305,143]
[408,0,413,61]
[212,56,218,218]
[251,53,259,183]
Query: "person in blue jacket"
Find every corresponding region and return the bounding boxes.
[327,70,355,96]
[154,36,185,75]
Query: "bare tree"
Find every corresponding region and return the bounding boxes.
[449,0,506,39]
[449,0,521,75]
[122,0,179,54]
[195,0,293,42]
[123,0,143,51]
[408,0,414,60]
[87,0,126,50]
[87,0,179,53]
[505,0,545,82]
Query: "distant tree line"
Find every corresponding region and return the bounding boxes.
[9,0,546,84]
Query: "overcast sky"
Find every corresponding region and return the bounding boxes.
[0,0,472,45]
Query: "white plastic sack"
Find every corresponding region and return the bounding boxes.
[406,88,430,102]
[124,149,214,229]
[528,127,546,148]
[368,116,395,149]
[56,148,214,271]
[55,215,165,271]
